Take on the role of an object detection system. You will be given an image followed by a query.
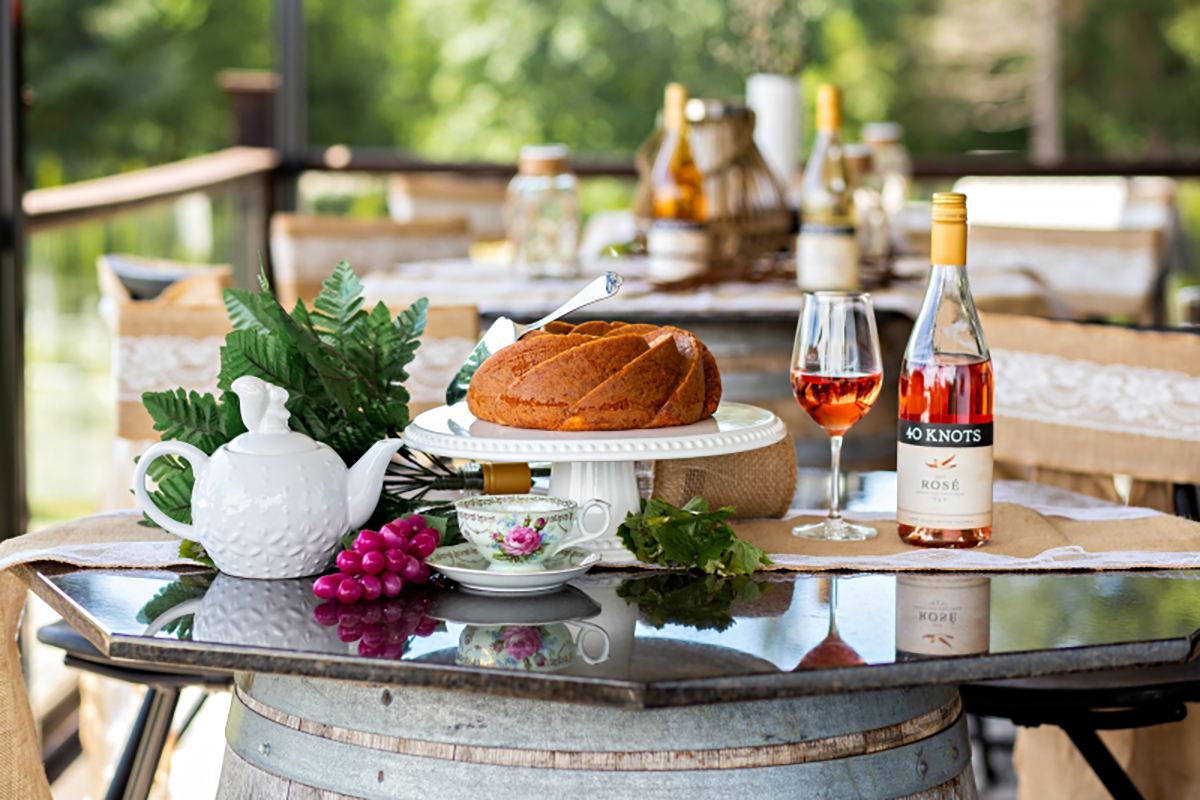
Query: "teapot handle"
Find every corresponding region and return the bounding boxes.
[132,441,209,542]
[143,598,203,637]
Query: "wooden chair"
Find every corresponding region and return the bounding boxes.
[97,257,232,512]
[386,172,508,241]
[963,313,1200,800]
[269,213,472,308]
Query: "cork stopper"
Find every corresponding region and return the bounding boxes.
[930,192,967,265]
[518,144,569,176]
[481,462,532,495]
[663,83,689,132]
[816,85,842,132]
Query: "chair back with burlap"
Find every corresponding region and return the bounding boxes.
[98,257,233,510]
[983,312,1200,509]
[270,213,473,308]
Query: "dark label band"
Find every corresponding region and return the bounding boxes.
[799,223,856,236]
[651,219,705,232]
[898,420,993,448]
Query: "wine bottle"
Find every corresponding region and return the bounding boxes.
[647,83,708,283]
[897,192,994,548]
[894,575,990,661]
[796,85,859,291]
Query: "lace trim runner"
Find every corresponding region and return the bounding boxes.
[114,334,476,405]
[992,349,1200,441]
[115,335,224,402]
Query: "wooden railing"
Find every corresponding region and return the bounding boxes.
[23,146,279,232]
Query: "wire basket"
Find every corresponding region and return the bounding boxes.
[634,100,793,285]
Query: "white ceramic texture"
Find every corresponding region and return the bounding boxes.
[132,376,403,579]
[404,402,787,561]
[455,494,610,572]
[456,620,610,671]
[143,574,345,653]
[426,544,600,594]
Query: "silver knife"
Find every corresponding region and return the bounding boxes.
[444,271,624,406]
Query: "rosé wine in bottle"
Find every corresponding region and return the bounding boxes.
[897,193,994,548]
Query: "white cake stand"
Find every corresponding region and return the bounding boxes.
[402,402,788,562]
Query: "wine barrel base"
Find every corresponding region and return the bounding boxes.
[217,674,977,800]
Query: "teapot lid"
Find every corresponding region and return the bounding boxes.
[226,376,319,456]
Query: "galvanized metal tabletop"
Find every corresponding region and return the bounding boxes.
[18,561,1200,709]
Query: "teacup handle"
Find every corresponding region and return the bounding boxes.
[548,499,611,557]
[567,620,611,665]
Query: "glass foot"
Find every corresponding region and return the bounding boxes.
[791,518,877,541]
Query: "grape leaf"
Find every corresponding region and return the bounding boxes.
[616,496,771,576]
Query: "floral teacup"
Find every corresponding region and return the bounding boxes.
[455,494,611,572]
[456,621,610,672]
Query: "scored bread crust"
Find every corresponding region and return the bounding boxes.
[467,321,723,430]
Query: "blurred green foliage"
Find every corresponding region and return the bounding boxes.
[23,0,1200,188]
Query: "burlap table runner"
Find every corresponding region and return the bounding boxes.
[0,515,190,800]
[733,503,1200,571]
[3,504,1200,797]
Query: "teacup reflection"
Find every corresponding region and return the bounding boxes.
[429,585,611,673]
[457,621,609,672]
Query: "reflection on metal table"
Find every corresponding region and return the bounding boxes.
[17,557,1200,799]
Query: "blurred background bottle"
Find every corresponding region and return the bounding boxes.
[861,122,914,252]
[647,83,709,284]
[796,85,859,290]
[844,142,890,285]
[506,144,580,279]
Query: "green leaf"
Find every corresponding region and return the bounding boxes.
[388,297,428,384]
[309,259,368,351]
[141,389,229,454]
[222,287,274,333]
[614,495,765,576]
[616,573,772,632]
[179,540,216,569]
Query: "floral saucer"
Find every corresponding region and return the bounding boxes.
[428,584,601,625]
[426,543,600,594]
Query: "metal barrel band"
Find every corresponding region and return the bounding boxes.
[233,683,962,771]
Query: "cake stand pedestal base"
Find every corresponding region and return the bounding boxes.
[548,461,640,562]
[401,403,789,565]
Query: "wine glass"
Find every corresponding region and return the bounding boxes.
[794,578,865,670]
[791,291,883,541]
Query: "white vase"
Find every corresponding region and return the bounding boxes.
[746,73,801,194]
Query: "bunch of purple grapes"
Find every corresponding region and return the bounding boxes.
[313,591,439,659]
[312,514,441,604]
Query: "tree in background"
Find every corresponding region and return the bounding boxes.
[24,0,270,186]
[21,0,1200,188]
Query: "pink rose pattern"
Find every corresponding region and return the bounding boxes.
[490,516,550,562]
[499,626,542,661]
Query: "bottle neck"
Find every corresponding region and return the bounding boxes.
[905,264,989,363]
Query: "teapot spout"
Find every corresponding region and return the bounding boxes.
[346,439,404,530]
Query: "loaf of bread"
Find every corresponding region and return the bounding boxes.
[467,321,722,431]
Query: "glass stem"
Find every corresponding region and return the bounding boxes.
[828,434,844,521]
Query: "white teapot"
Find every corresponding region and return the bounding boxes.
[133,376,403,579]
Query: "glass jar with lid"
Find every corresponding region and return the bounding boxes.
[506,144,580,278]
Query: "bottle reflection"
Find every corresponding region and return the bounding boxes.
[794,578,865,670]
[894,574,991,660]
